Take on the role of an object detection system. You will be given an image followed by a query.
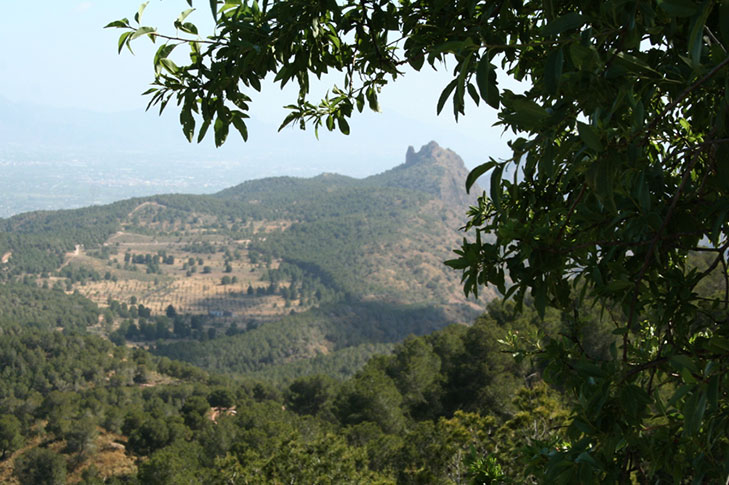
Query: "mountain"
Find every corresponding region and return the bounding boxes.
[0,142,489,380]
[368,141,478,207]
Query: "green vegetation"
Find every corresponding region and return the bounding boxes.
[0,283,99,332]
[154,302,456,379]
[0,201,137,277]
[0,281,571,484]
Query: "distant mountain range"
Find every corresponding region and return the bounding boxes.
[0,96,494,216]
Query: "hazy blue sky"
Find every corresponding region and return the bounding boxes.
[1,1,514,178]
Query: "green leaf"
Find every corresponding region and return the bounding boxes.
[214,116,229,147]
[721,1,729,47]
[707,375,719,412]
[437,79,458,115]
[337,116,350,135]
[177,8,195,26]
[197,119,211,143]
[586,158,616,211]
[105,19,130,29]
[541,12,586,36]
[466,161,496,193]
[159,58,179,74]
[179,22,199,35]
[231,114,248,142]
[466,83,480,107]
[569,43,598,71]
[490,163,504,210]
[688,4,711,66]
[658,0,699,17]
[476,56,499,109]
[575,451,599,468]
[669,354,698,374]
[683,389,707,435]
[210,0,219,19]
[180,108,195,142]
[408,53,425,71]
[577,122,602,151]
[366,87,380,112]
[278,112,299,131]
[431,39,473,55]
[135,1,149,24]
[154,44,177,74]
[544,48,564,95]
[118,31,133,54]
[130,26,156,41]
[510,98,549,127]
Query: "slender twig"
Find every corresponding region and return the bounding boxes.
[704,26,727,54]
[623,356,669,382]
[556,183,586,243]
[693,241,729,284]
[149,32,216,44]
[722,255,729,310]
[642,55,729,144]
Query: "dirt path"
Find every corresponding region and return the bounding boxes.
[58,245,83,270]
[128,201,166,216]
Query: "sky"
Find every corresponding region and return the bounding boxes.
[0,1,515,181]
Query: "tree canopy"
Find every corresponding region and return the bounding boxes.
[110,0,729,482]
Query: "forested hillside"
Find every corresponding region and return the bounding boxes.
[0,272,574,484]
[0,142,483,382]
[0,141,557,484]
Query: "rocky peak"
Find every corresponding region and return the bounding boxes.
[368,142,481,208]
[405,141,443,165]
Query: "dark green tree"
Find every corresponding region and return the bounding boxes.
[63,416,97,455]
[137,440,204,485]
[182,395,210,430]
[335,361,405,434]
[207,388,235,408]
[285,374,337,417]
[14,448,67,485]
[0,414,23,459]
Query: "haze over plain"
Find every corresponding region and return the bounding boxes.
[0,1,514,217]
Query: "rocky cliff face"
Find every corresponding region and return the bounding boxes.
[367,141,481,209]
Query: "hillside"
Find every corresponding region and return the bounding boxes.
[0,276,568,485]
[0,142,488,379]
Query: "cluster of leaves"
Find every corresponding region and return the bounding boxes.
[438,1,729,481]
[107,0,405,145]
